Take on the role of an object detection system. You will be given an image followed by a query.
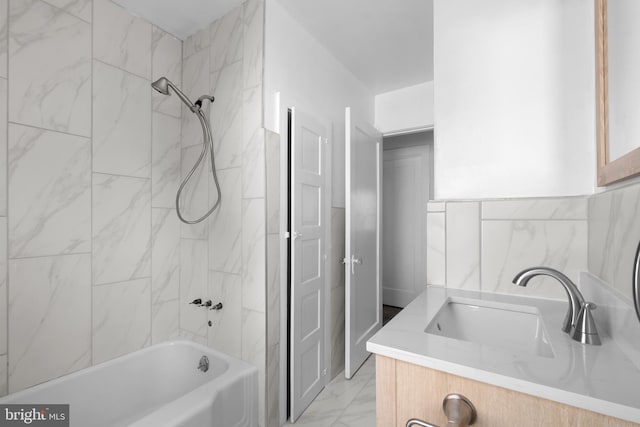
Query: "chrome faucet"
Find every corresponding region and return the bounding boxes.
[512,267,584,334]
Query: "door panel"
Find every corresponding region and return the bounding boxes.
[289,108,327,422]
[345,107,382,379]
[382,146,428,307]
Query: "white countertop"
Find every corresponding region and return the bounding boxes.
[366,286,640,424]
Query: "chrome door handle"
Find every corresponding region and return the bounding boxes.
[350,254,362,275]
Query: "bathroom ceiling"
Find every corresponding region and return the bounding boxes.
[113,0,433,95]
[277,0,434,94]
[112,0,244,40]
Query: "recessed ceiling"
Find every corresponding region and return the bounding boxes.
[276,0,434,94]
[113,0,244,40]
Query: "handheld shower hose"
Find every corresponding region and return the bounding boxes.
[151,77,221,224]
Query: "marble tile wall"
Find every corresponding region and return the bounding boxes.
[178,1,269,426]
[427,197,589,299]
[0,0,183,395]
[588,181,640,302]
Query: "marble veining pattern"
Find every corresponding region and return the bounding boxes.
[445,202,480,290]
[151,208,179,305]
[151,112,180,208]
[93,0,151,79]
[93,60,151,178]
[181,48,209,148]
[0,79,7,217]
[426,211,445,286]
[151,27,181,118]
[151,298,179,345]
[482,197,588,220]
[210,61,243,169]
[242,308,266,426]
[42,0,91,23]
[482,220,588,298]
[241,198,266,313]
[292,356,375,427]
[210,6,243,72]
[92,173,151,285]
[183,25,209,59]
[9,254,91,393]
[92,278,151,364]
[207,271,241,358]
[9,0,91,136]
[243,88,265,198]
[0,0,7,79]
[0,218,6,355]
[209,167,242,274]
[242,0,264,89]
[8,124,90,258]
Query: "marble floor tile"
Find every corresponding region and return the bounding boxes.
[292,355,376,427]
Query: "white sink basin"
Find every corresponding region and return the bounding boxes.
[425,297,555,358]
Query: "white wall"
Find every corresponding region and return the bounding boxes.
[375,81,434,135]
[434,0,595,199]
[264,0,375,208]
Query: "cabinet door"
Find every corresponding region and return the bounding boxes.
[376,356,638,427]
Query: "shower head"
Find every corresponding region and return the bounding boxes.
[151,76,198,112]
[151,77,170,95]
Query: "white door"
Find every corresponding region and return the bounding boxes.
[289,108,327,422]
[382,145,429,307]
[344,107,382,379]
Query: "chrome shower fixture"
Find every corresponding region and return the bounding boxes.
[151,77,221,224]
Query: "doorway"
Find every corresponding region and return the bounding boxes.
[382,130,433,309]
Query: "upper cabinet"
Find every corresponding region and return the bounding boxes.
[596,0,640,186]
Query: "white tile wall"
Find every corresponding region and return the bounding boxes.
[9,254,91,392]
[0,1,8,80]
[209,168,242,273]
[430,197,589,301]
[207,271,242,357]
[92,173,151,285]
[93,0,151,78]
[445,201,481,290]
[9,0,91,136]
[0,0,182,396]
[179,239,208,338]
[151,113,181,208]
[93,60,151,177]
[42,0,91,23]
[92,278,151,364]
[178,3,269,424]
[211,61,243,168]
[589,182,640,301]
[8,124,91,258]
[151,27,182,118]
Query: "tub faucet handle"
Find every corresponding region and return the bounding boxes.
[210,302,223,310]
[202,300,213,308]
[189,298,202,305]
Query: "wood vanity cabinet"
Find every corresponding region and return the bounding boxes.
[376,355,639,427]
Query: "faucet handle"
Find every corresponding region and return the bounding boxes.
[571,302,601,345]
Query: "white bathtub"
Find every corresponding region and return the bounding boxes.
[0,340,257,427]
